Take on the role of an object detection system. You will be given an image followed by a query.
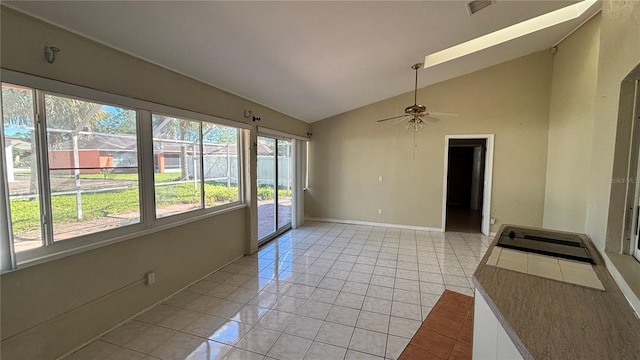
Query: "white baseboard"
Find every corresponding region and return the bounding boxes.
[306,217,444,233]
[601,253,640,317]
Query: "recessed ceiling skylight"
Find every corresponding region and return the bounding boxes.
[423,0,598,69]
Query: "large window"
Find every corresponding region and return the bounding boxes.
[1,84,142,251]
[202,122,240,208]
[45,93,140,241]
[153,115,202,217]
[2,84,43,252]
[0,74,245,269]
[152,115,240,218]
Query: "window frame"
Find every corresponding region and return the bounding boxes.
[150,112,243,226]
[1,70,248,270]
[151,113,205,220]
[39,88,145,246]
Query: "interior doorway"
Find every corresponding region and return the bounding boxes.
[442,135,494,235]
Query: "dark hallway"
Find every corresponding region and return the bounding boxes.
[445,139,486,233]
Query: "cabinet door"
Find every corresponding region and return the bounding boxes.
[473,289,498,359]
[496,323,524,360]
[473,288,524,360]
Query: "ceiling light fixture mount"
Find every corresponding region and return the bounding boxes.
[44,45,60,64]
[244,109,261,122]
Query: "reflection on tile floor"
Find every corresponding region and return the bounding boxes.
[65,222,490,360]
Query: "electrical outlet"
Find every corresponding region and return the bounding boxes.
[490,218,496,225]
[145,271,155,285]
[378,208,383,214]
[378,176,383,182]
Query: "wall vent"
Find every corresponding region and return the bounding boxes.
[467,0,494,15]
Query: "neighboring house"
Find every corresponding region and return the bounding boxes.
[46,134,250,175]
[48,133,137,174]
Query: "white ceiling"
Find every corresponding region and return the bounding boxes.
[5,1,600,123]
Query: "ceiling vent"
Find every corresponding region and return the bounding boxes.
[466,0,494,15]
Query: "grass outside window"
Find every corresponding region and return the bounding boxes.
[10,180,241,234]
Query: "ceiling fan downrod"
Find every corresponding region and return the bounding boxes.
[405,63,427,116]
[412,63,421,106]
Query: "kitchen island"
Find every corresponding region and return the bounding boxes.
[472,225,640,359]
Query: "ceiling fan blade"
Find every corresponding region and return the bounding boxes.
[423,115,441,123]
[428,111,458,117]
[376,114,408,123]
[393,117,412,127]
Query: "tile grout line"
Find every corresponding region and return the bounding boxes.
[68,223,487,359]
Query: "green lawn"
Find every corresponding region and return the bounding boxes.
[9,187,142,232]
[54,173,181,182]
[10,182,292,233]
[258,185,291,201]
[10,183,240,232]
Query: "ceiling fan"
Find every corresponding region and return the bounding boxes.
[376,63,457,131]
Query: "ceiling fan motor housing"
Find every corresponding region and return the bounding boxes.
[405,104,427,115]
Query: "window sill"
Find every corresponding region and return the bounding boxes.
[4,203,247,274]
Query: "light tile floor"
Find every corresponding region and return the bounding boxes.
[65,222,490,360]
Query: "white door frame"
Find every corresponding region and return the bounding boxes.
[442,134,494,235]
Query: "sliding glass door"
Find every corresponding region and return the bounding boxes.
[277,139,293,229]
[257,136,292,243]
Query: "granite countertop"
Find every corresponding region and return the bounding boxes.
[472,224,640,360]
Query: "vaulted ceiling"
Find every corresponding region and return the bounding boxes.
[5,1,600,122]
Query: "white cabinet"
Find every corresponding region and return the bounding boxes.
[473,288,524,360]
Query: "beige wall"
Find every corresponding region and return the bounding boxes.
[586,1,640,306]
[586,0,640,251]
[307,51,553,233]
[1,209,245,359]
[0,7,308,359]
[542,14,600,233]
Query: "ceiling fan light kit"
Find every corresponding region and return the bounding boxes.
[404,118,426,131]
